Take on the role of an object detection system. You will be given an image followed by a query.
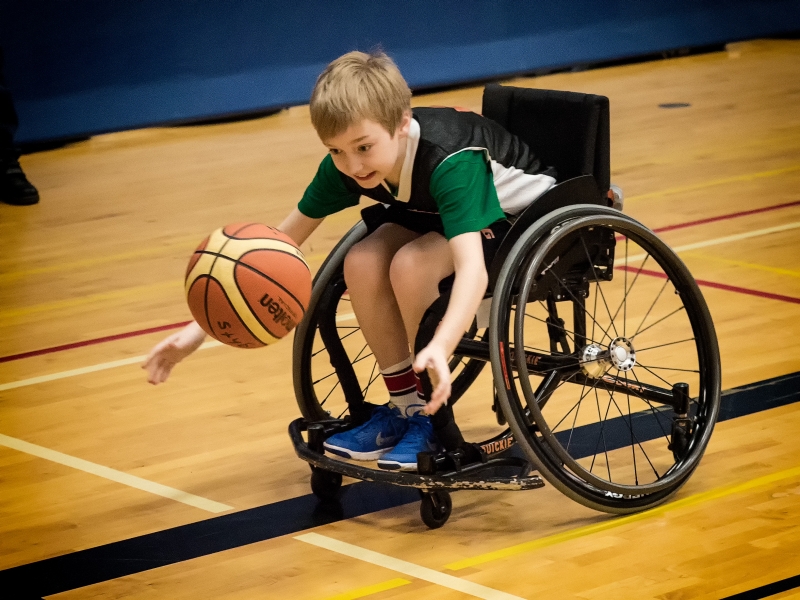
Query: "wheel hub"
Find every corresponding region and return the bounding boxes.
[580,336,636,377]
[609,337,636,371]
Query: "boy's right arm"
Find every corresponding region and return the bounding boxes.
[144,208,323,385]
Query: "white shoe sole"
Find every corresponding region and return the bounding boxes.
[376,459,417,471]
[323,442,395,461]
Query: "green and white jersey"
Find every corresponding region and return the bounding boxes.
[299,107,556,239]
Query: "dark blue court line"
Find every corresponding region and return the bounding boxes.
[722,573,800,599]
[1,371,798,599]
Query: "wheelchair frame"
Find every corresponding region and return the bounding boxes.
[288,85,722,528]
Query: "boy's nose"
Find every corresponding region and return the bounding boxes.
[345,156,362,176]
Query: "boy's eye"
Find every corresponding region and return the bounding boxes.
[328,148,341,155]
[357,144,371,153]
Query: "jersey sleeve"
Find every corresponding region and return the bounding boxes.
[298,154,361,219]
[430,150,505,239]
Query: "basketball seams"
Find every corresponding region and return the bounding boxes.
[234,257,308,318]
[206,275,268,348]
[194,249,309,315]
[186,224,310,348]
[187,274,266,347]
[209,254,281,345]
[234,271,297,340]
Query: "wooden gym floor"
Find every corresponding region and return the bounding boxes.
[1,38,799,599]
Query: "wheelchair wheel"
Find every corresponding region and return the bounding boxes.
[420,490,452,529]
[310,467,343,501]
[491,205,721,513]
[293,221,487,423]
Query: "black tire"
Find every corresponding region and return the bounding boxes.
[491,205,721,513]
[420,491,452,529]
[310,467,343,501]
[293,221,487,422]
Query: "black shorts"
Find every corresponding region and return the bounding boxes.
[360,203,512,282]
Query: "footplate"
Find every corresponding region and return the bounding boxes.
[289,418,545,492]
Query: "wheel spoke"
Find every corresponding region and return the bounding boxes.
[552,374,603,434]
[636,338,695,353]
[630,370,673,444]
[608,380,661,480]
[589,387,614,481]
[361,363,381,396]
[636,363,679,389]
[631,276,670,339]
[608,242,651,339]
[579,233,619,340]
[632,306,687,341]
[636,363,700,374]
[563,379,589,454]
[546,270,615,343]
[319,378,342,407]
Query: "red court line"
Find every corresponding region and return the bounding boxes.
[0,321,191,364]
[2,199,798,365]
[619,266,800,305]
[650,199,800,234]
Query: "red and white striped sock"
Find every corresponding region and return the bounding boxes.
[382,357,425,417]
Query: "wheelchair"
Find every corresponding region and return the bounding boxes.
[289,84,722,529]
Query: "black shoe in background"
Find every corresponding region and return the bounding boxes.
[1,158,39,205]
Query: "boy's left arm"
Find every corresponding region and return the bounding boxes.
[413,231,487,413]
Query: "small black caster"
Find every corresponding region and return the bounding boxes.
[419,490,452,529]
[310,467,343,501]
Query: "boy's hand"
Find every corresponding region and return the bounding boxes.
[413,343,451,414]
[143,322,206,385]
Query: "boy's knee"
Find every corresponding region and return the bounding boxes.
[388,245,421,291]
[344,239,396,291]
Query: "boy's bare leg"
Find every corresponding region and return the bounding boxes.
[343,223,420,370]
[388,232,454,347]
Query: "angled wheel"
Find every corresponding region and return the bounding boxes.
[420,490,452,529]
[491,205,721,513]
[310,467,343,501]
[293,221,487,423]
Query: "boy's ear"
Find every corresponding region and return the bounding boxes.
[397,111,412,136]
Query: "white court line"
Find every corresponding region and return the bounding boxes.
[3,221,795,393]
[296,533,524,600]
[624,221,800,263]
[0,340,223,392]
[0,433,233,513]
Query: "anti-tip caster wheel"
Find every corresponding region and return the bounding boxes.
[420,490,452,529]
[310,467,343,501]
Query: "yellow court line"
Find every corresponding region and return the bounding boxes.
[445,464,800,571]
[682,251,800,278]
[625,164,800,203]
[321,578,412,600]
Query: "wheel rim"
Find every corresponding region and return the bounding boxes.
[499,212,720,499]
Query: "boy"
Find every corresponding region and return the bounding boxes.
[144,50,555,471]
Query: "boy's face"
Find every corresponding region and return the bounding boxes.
[322,114,411,188]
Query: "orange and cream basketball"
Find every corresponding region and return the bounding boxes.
[184,223,311,348]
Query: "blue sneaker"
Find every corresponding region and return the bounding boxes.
[377,414,438,471]
[323,405,408,460]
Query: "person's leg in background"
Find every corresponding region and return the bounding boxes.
[1,46,39,206]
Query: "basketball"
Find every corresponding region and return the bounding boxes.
[184,223,312,348]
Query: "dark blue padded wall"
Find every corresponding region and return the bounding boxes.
[2,0,799,144]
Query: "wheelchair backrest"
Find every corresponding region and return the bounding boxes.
[481,85,611,291]
[481,84,610,193]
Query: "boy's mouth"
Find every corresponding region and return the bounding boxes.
[354,171,377,182]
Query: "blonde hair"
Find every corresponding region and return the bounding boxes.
[310,50,412,140]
